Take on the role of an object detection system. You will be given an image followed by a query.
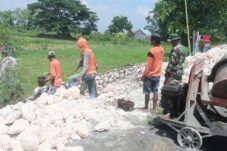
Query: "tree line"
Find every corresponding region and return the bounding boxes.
[145,0,227,45]
[0,0,99,37]
[0,0,134,39]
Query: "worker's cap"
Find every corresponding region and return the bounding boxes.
[47,51,56,58]
[167,33,181,42]
[151,33,161,39]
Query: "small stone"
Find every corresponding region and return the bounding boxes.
[70,134,81,141]
[94,121,111,132]
[77,124,89,138]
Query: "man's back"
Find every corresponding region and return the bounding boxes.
[144,46,164,77]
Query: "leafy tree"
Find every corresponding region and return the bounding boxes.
[112,32,129,45]
[146,0,227,44]
[0,10,15,26]
[13,8,30,30]
[28,0,98,37]
[108,16,133,34]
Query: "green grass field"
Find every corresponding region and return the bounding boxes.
[10,34,172,97]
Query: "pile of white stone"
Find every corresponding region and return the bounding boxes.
[3,43,226,150]
[182,45,227,83]
[0,74,151,151]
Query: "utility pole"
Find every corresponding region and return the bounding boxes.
[184,0,191,55]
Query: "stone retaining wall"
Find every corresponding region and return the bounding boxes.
[95,64,144,89]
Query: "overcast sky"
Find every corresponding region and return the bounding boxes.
[0,0,158,32]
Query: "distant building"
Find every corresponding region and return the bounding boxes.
[128,29,151,39]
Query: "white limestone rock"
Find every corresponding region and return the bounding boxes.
[11,140,24,151]
[64,86,80,100]
[94,121,111,132]
[5,110,22,125]
[17,125,41,151]
[77,124,89,138]
[8,119,29,135]
[70,134,81,141]
[37,93,48,105]
[17,131,40,151]
[0,134,12,150]
[21,102,36,122]
[0,124,9,135]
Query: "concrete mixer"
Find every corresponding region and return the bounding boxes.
[158,56,227,150]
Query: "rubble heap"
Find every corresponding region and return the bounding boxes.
[183,45,227,83]
[0,63,163,151]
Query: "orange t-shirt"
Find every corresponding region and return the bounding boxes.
[85,49,97,74]
[49,59,62,87]
[143,46,164,77]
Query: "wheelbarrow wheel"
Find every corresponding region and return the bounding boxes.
[177,127,203,150]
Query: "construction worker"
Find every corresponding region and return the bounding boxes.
[68,37,97,98]
[163,33,187,118]
[69,53,88,95]
[164,33,187,84]
[140,33,164,112]
[46,51,62,95]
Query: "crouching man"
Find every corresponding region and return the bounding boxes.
[68,37,97,98]
[46,51,62,95]
[140,33,164,112]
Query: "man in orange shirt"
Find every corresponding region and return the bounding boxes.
[46,51,62,95]
[141,33,164,112]
[68,37,97,98]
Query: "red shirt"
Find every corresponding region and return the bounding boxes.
[201,35,211,44]
[143,46,164,77]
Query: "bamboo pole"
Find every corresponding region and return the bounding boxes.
[184,0,191,55]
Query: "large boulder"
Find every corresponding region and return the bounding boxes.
[8,119,29,135]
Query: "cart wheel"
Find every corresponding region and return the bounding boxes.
[177,127,203,150]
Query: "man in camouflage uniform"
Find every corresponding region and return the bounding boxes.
[163,33,187,119]
[164,34,187,84]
